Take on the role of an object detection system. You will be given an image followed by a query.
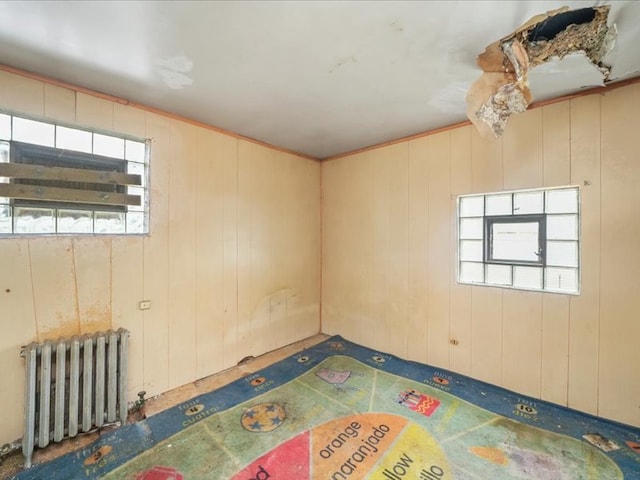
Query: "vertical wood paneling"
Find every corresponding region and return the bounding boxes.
[598,84,640,426]
[28,238,80,340]
[541,102,571,405]
[267,147,289,352]
[542,102,571,187]
[167,121,198,390]
[426,133,450,368]
[387,143,409,357]
[111,237,144,400]
[236,140,253,362]
[568,94,601,416]
[113,103,146,138]
[469,130,503,385]
[110,101,146,400]
[73,237,112,334]
[322,154,371,341]
[76,92,113,130]
[221,136,239,369]
[239,141,270,357]
[142,112,171,397]
[354,152,376,349]
[502,109,543,190]
[371,147,390,352]
[501,110,544,398]
[273,153,320,347]
[0,70,44,115]
[44,84,76,124]
[448,126,472,374]
[0,240,38,443]
[407,138,429,363]
[502,290,543,397]
[195,128,226,378]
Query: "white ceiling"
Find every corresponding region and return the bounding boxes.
[0,1,639,159]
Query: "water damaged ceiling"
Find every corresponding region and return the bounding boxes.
[0,1,639,159]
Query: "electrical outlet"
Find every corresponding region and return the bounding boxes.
[138,300,152,310]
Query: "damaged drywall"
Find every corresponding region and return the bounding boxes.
[467,5,617,138]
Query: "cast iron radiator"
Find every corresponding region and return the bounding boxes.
[20,328,129,468]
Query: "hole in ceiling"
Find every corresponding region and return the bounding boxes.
[466,5,617,139]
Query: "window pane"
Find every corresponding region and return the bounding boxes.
[514,191,543,214]
[545,267,578,293]
[486,264,512,285]
[486,194,511,215]
[459,262,483,283]
[547,214,578,240]
[93,133,125,158]
[460,240,483,261]
[0,142,9,203]
[0,113,11,140]
[125,140,146,162]
[459,218,483,239]
[14,207,55,234]
[12,117,55,147]
[513,266,542,289]
[492,222,540,262]
[459,196,483,217]
[546,241,578,267]
[58,209,93,233]
[95,211,125,234]
[56,126,92,153]
[546,188,578,213]
[0,206,11,234]
[126,211,144,234]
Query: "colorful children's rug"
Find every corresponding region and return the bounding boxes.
[13,336,640,479]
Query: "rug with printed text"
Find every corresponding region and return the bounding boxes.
[13,336,640,480]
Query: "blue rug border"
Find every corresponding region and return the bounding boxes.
[13,335,640,479]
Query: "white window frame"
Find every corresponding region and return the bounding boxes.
[0,111,149,236]
[457,186,581,295]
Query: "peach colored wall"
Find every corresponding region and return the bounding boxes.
[322,82,640,427]
[0,70,321,446]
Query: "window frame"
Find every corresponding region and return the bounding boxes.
[0,111,150,236]
[484,214,546,267]
[457,186,581,295]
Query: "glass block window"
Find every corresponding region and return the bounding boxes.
[0,112,149,235]
[457,186,580,294]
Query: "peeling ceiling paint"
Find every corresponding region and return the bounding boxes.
[466,5,617,139]
[157,55,194,89]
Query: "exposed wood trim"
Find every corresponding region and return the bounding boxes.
[0,163,141,186]
[322,75,640,162]
[0,63,320,162]
[0,183,140,206]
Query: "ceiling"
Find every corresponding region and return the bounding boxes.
[0,1,639,159]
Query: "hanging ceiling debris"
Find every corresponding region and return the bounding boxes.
[466,5,617,139]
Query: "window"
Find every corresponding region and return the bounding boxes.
[0,112,149,235]
[457,186,580,294]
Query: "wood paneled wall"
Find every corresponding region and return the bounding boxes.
[322,82,640,427]
[0,70,321,446]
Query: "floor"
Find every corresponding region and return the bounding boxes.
[0,333,329,479]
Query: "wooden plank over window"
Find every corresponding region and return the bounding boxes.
[0,183,141,207]
[0,163,141,186]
